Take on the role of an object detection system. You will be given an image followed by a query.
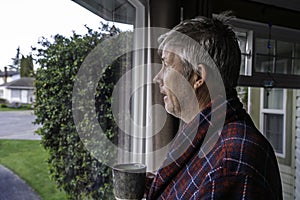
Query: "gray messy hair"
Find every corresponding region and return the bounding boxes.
[158,11,241,94]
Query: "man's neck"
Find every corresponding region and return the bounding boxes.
[180,94,211,124]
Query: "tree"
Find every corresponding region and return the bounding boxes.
[20,55,34,77]
[9,47,21,71]
[33,24,130,199]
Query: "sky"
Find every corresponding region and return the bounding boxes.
[0,0,132,71]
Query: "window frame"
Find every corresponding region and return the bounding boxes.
[235,28,253,76]
[260,88,287,158]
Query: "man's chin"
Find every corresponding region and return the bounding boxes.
[165,105,181,119]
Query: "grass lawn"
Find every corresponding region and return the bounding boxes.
[0,140,67,200]
[0,106,32,112]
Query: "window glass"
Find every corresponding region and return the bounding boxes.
[237,33,247,53]
[236,30,251,75]
[294,59,300,75]
[275,58,291,74]
[255,39,298,75]
[240,55,246,74]
[11,89,21,99]
[256,38,275,55]
[295,44,300,58]
[261,88,285,156]
[263,88,283,109]
[263,113,283,154]
[255,55,274,73]
[277,41,293,57]
[0,89,3,98]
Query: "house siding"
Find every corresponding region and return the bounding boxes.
[296,90,300,200]
[280,165,295,200]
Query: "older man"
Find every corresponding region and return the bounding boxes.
[147,13,283,199]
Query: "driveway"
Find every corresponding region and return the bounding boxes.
[0,111,41,140]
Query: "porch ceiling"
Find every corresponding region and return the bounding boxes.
[249,0,300,12]
[72,0,135,24]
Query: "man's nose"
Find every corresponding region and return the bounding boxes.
[153,71,162,86]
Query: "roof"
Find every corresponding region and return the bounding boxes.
[0,70,19,77]
[0,77,34,89]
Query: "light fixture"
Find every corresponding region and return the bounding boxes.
[263,21,276,96]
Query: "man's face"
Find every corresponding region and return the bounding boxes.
[153,50,189,118]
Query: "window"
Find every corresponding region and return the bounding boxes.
[255,39,297,75]
[232,18,300,89]
[11,89,21,99]
[294,44,300,75]
[260,88,286,157]
[0,89,3,98]
[236,29,253,76]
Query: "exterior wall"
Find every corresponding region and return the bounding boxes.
[295,90,300,200]
[272,89,295,200]
[9,89,34,104]
[278,90,300,200]
[0,87,4,99]
[0,86,10,102]
[249,88,296,200]
[280,165,295,200]
[0,87,33,104]
[249,88,260,127]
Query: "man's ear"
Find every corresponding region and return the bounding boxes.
[192,64,207,90]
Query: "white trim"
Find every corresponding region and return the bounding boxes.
[235,29,253,76]
[6,86,34,90]
[260,88,287,158]
[247,87,251,113]
[260,109,285,114]
[145,2,154,171]
[230,17,300,43]
[245,30,253,76]
[128,0,146,163]
[0,89,4,98]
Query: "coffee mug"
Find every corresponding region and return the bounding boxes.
[112,163,147,200]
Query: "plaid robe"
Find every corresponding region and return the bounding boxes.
[147,98,283,200]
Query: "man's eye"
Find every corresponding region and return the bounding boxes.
[162,62,168,68]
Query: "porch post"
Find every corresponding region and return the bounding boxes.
[182,0,213,19]
[147,0,213,171]
[148,0,181,171]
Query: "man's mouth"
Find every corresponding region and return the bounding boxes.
[160,90,167,100]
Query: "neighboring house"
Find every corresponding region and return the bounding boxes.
[0,70,20,85]
[0,77,34,104]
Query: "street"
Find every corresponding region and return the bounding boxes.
[0,111,41,140]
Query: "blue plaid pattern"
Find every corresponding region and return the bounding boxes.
[147,98,283,200]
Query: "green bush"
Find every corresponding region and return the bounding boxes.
[0,98,8,104]
[21,104,33,110]
[0,104,7,108]
[33,24,130,199]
